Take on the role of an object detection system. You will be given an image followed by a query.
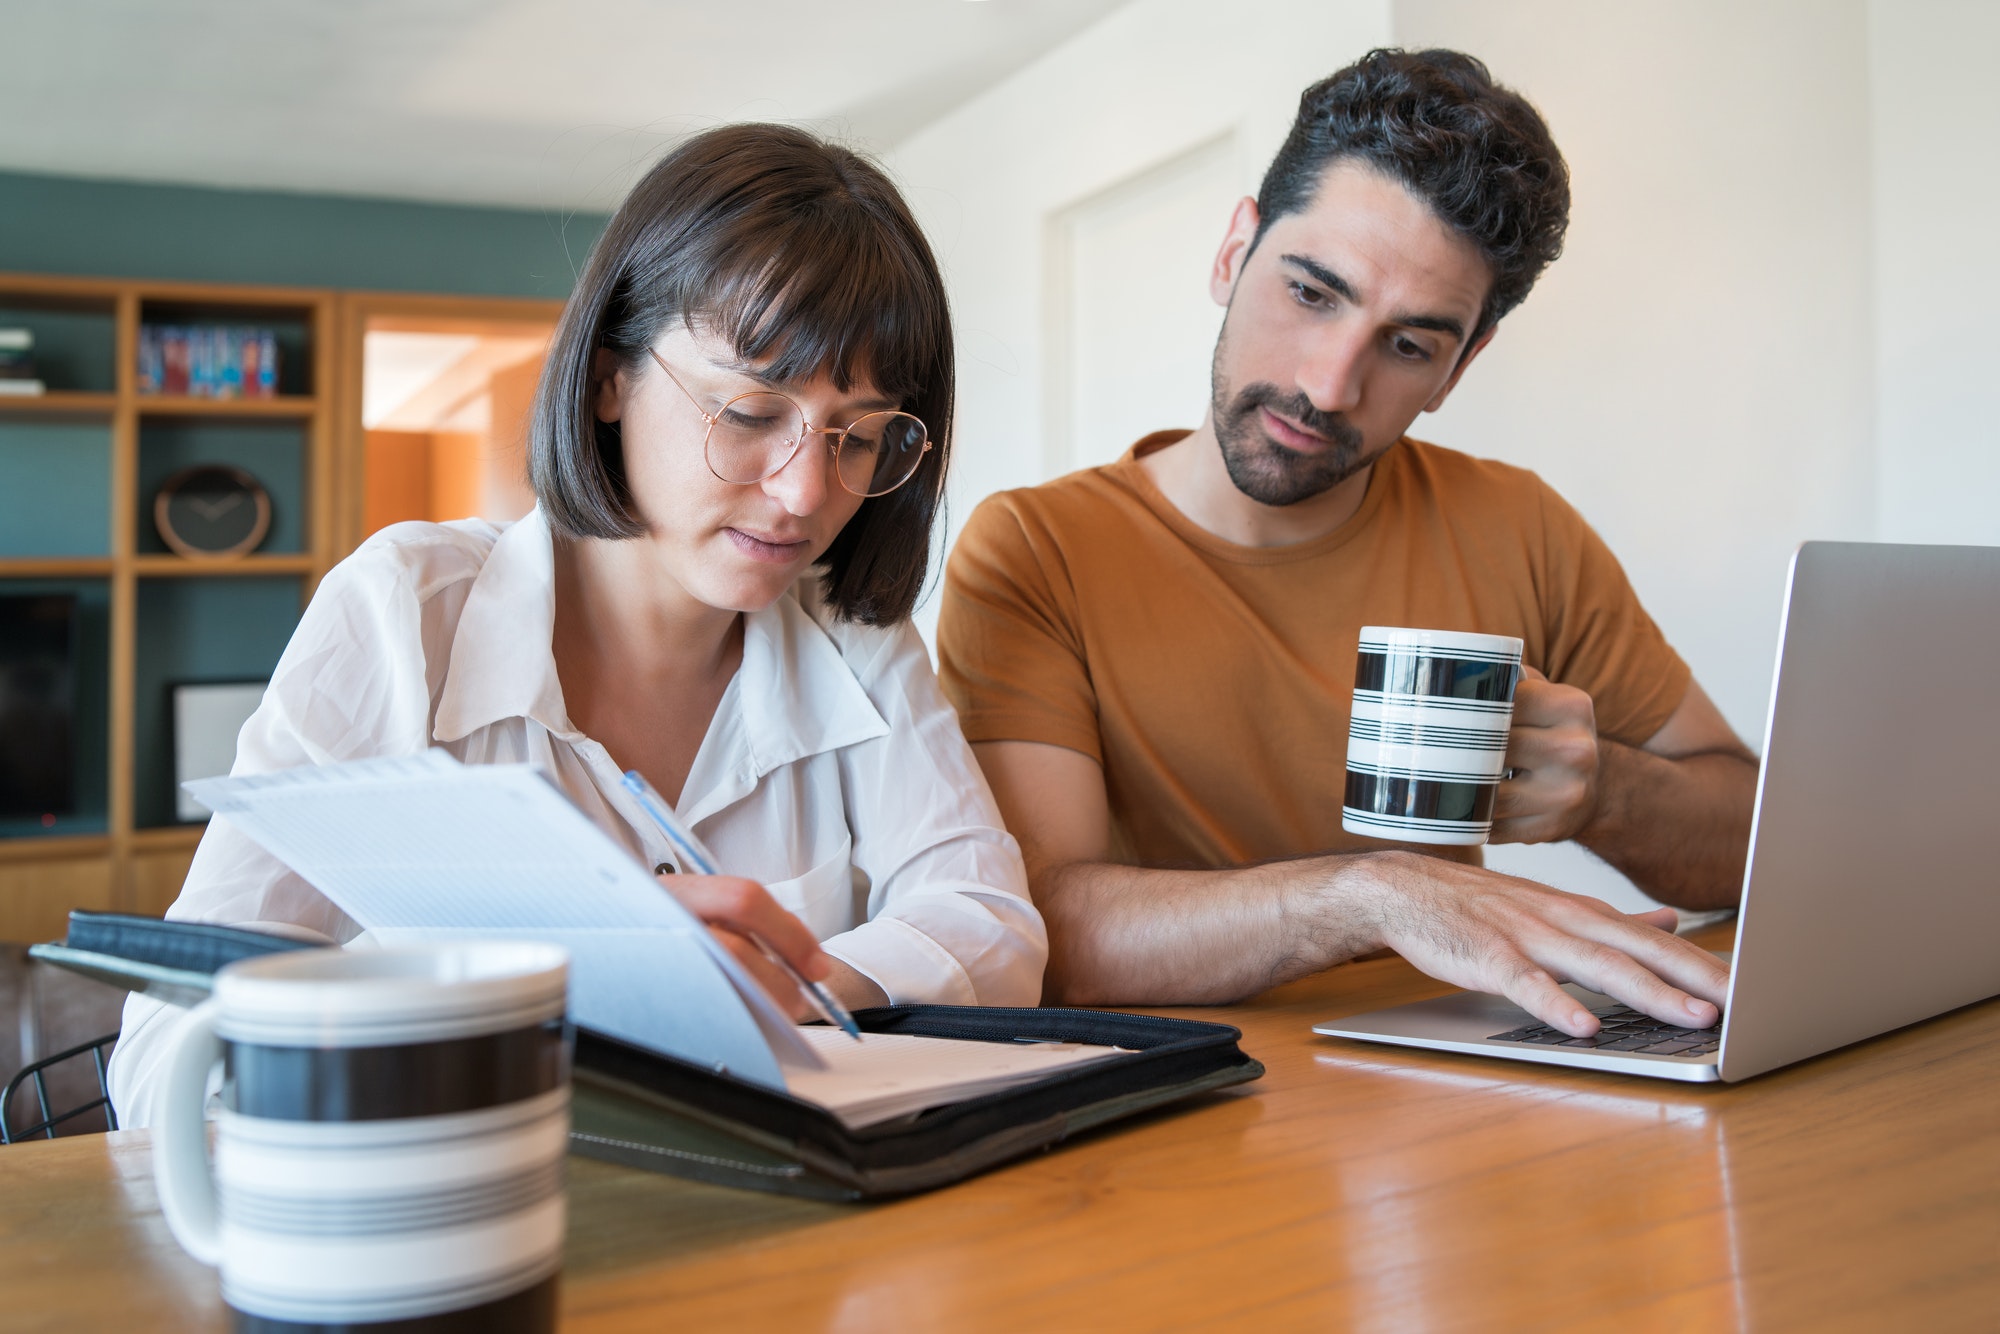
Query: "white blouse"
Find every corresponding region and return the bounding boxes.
[110,509,1045,1125]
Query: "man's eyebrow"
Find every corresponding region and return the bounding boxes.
[1280,252,1468,342]
[1281,253,1357,303]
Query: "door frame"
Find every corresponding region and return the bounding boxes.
[331,291,566,558]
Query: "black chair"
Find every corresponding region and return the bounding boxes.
[4,912,311,1144]
[1,1032,119,1143]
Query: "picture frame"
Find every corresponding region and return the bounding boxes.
[171,680,269,822]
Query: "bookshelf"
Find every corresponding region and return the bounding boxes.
[0,272,335,941]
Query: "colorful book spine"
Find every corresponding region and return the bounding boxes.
[137,326,281,399]
[0,326,35,376]
[0,326,44,395]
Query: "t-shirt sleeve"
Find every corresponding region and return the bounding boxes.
[1534,482,1692,747]
[937,493,1104,762]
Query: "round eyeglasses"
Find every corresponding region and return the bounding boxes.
[649,348,932,498]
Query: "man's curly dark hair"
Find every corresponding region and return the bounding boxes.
[1254,48,1571,340]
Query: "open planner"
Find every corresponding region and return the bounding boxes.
[42,753,1261,1197]
[180,751,1133,1129]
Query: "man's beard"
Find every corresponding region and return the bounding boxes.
[1210,354,1371,507]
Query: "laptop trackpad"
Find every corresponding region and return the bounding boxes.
[1318,985,1591,1042]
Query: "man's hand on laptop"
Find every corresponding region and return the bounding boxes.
[972,738,1735,1016]
[1356,852,1730,1037]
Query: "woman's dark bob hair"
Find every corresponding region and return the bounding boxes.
[530,123,952,625]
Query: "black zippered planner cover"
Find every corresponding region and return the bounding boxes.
[42,911,1264,1200]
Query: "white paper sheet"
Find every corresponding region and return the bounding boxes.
[781,1027,1132,1128]
[185,751,817,1088]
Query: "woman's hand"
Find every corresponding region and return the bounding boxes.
[656,873,831,1019]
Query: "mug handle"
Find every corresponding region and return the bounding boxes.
[152,998,224,1266]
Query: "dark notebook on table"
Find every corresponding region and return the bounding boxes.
[37,911,1262,1201]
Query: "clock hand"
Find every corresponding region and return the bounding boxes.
[188,493,245,521]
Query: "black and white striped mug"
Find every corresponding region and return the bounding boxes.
[1342,626,1525,846]
[152,942,571,1332]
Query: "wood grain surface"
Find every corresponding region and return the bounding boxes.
[3,923,1994,1333]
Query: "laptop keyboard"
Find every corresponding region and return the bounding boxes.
[1488,1005,1721,1058]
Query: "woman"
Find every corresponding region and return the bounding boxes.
[110,125,1046,1124]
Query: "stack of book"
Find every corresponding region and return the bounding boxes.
[0,327,44,396]
[137,326,280,399]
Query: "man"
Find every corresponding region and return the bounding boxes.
[938,49,1758,1038]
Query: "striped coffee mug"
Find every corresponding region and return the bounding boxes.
[152,942,571,1332]
[1342,626,1524,846]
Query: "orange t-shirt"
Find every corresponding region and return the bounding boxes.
[938,432,1691,869]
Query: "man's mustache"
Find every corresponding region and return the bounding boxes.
[1228,384,1362,450]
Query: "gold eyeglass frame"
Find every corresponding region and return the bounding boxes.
[648,348,933,498]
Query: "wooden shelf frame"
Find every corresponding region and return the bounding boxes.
[0,557,115,578]
[0,390,119,416]
[0,271,338,938]
[130,553,320,577]
[0,833,111,865]
[2,275,569,941]
[127,826,207,854]
[134,394,319,419]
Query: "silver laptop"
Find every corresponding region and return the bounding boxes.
[1316,541,2000,1083]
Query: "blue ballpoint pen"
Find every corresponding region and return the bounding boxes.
[620,769,864,1041]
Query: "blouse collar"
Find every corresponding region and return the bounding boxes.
[432,509,887,785]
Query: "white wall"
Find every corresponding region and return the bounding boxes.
[888,0,1994,912]
[1869,0,2000,546]
[1390,0,1876,907]
[887,0,1394,636]
[1053,132,1239,475]
[1395,0,1876,739]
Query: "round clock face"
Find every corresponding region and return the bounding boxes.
[155,465,271,557]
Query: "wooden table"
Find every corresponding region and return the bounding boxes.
[4,924,1996,1332]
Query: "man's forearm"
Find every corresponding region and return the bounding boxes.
[1580,743,1758,909]
[1035,855,1384,1006]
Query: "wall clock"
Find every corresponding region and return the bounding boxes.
[153,464,272,558]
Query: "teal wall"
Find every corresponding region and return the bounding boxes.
[0,422,110,556]
[0,170,610,835]
[0,170,609,297]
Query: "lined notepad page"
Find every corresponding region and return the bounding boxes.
[184,751,814,1088]
[783,1028,1132,1128]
